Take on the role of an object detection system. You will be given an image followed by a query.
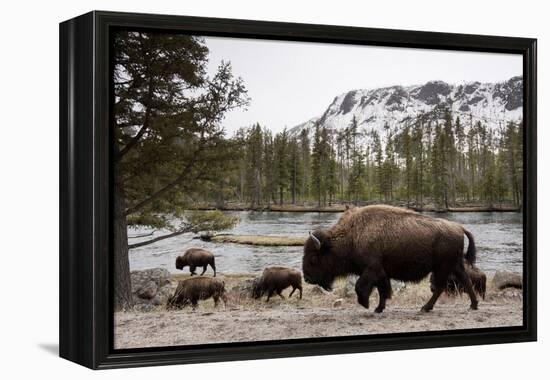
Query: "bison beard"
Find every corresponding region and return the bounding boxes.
[302,205,479,313]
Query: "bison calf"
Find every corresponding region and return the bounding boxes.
[431,263,487,300]
[253,266,303,302]
[175,248,216,276]
[167,277,227,310]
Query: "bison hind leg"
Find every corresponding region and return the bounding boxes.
[374,277,392,313]
[288,287,296,298]
[422,270,450,312]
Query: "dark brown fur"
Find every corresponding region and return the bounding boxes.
[302,205,478,313]
[175,248,216,276]
[253,266,303,302]
[431,262,487,300]
[166,277,227,309]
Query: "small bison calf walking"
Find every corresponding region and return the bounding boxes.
[167,277,227,310]
[253,266,303,302]
[175,248,216,276]
[431,262,487,300]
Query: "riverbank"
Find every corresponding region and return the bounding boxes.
[188,203,520,213]
[114,273,523,349]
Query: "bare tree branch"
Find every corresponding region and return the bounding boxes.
[128,230,156,239]
[128,228,192,249]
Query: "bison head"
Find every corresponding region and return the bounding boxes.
[302,229,337,291]
[175,256,186,270]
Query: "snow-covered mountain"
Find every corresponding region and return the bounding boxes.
[289,76,522,138]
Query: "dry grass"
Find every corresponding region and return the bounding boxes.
[210,234,305,246]
[163,274,497,311]
[133,273,520,315]
[115,273,523,349]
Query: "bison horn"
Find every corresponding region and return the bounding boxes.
[309,232,321,250]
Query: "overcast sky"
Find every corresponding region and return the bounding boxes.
[204,36,522,134]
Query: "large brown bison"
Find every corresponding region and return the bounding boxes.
[166,277,227,309]
[175,248,216,276]
[253,266,303,302]
[302,205,478,313]
[431,262,487,300]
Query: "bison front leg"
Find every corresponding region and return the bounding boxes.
[189,265,197,276]
[355,273,374,310]
[356,267,390,313]
[374,276,392,313]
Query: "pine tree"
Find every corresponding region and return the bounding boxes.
[113,31,248,309]
[311,124,323,207]
[431,123,446,208]
[274,129,290,205]
[371,130,384,201]
[245,124,263,208]
[300,129,311,203]
[262,128,275,206]
[288,137,302,205]
[402,124,413,205]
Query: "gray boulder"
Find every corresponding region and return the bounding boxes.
[136,280,157,300]
[493,270,523,290]
[131,268,171,288]
[231,278,258,297]
[131,268,173,305]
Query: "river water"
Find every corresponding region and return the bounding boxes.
[128,211,523,276]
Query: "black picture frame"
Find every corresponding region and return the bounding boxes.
[59,10,537,369]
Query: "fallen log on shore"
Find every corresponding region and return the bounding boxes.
[200,234,306,246]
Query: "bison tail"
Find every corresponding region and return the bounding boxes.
[464,229,476,266]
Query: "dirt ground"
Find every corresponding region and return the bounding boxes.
[114,274,523,349]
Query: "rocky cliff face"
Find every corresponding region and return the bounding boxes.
[290,76,522,138]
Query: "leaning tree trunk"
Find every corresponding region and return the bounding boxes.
[113,163,133,311]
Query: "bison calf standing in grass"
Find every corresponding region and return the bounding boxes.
[253,266,303,302]
[167,277,227,310]
[431,262,487,300]
[302,205,479,313]
[175,248,216,276]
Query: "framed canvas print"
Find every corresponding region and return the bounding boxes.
[59,11,537,369]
